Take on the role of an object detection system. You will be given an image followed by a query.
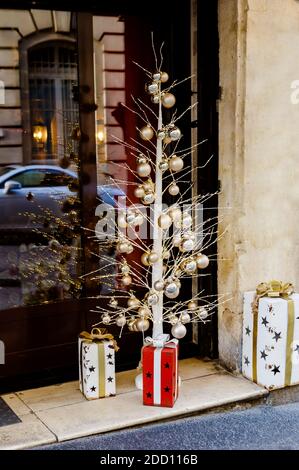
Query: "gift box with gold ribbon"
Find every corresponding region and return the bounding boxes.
[78,328,119,400]
[242,281,299,390]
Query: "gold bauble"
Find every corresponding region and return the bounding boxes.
[160,71,169,83]
[128,296,140,309]
[122,274,132,286]
[140,125,154,141]
[116,315,127,327]
[141,252,150,266]
[136,318,150,332]
[138,305,151,317]
[134,186,145,198]
[162,92,176,108]
[188,301,197,311]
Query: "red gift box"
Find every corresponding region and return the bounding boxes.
[142,336,179,407]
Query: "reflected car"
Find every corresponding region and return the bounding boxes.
[0,165,124,231]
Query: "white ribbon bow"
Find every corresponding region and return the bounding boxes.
[144,333,178,348]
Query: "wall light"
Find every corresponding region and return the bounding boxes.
[33,125,48,144]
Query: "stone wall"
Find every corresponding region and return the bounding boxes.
[218,0,299,371]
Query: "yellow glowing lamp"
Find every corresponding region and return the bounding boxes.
[33,125,47,144]
[96,125,105,144]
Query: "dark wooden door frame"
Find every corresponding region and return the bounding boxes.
[0,1,220,392]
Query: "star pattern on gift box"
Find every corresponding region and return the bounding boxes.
[89,366,95,372]
[164,362,170,369]
[164,386,170,393]
[108,361,114,365]
[107,376,114,383]
[107,353,113,359]
[245,326,251,336]
[273,331,282,342]
[146,392,152,398]
[244,356,250,366]
[268,304,273,313]
[271,365,280,375]
[83,346,88,353]
[90,386,96,392]
[260,350,268,360]
[294,345,299,354]
[261,316,269,327]
[146,371,152,378]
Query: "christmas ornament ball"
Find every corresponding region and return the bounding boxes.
[146,292,159,306]
[158,213,172,229]
[102,315,111,325]
[118,242,130,253]
[165,281,180,299]
[142,193,155,204]
[169,314,179,325]
[159,159,169,172]
[180,238,195,252]
[160,71,169,83]
[168,183,180,196]
[151,94,160,104]
[188,300,197,311]
[183,259,197,274]
[141,252,150,266]
[140,125,154,141]
[128,297,140,309]
[162,92,176,108]
[157,129,166,139]
[154,279,164,291]
[152,72,161,81]
[169,155,184,172]
[169,126,181,141]
[148,251,159,264]
[180,312,191,324]
[122,274,132,286]
[136,318,150,332]
[197,253,210,269]
[138,306,151,317]
[116,315,127,327]
[199,307,209,320]
[171,322,187,339]
[134,186,145,198]
[137,162,151,177]
[146,82,159,95]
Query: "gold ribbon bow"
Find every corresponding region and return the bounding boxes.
[251,280,295,387]
[79,328,119,351]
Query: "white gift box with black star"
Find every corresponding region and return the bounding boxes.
[79,338,116,399]
[243,292,299,390]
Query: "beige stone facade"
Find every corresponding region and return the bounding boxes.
[218,0,299,371]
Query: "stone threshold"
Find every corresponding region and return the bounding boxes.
[0,358,267,450]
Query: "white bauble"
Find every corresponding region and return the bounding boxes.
[182,259,197,274]
[121,263,130,274]
[118,242,129,253]
[173,234,182,247]
[169,155,184,172]
[165,282,180,299]
[137,162,151,177]
[171,322,187,339]
[162,92,176,108]
[159,159,169,172]
[154,279,164,291]
[151,94,160,104]
[169,207,182,221]
[152,72,161,81]
[146,292,159,306]
[157,129,166,139]
[169,127,181,141]
[148,251,159,264]
[182,213,193,228]
[142,193,155,205]
[196,254,210,269]
[180,312,191,324]
[160,71,169,83]
[146,82,159,94]
[126,244,134,254]
[180,239,195,252]
[158,213,172,229]
[126,212,136,225]
[199,307,209,320]
[140,125,154,141]
[134,186,145,198]
[116,315,127,327]
[168,183,180,196]
[136,318,150,332]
